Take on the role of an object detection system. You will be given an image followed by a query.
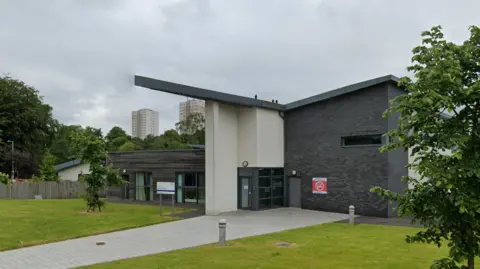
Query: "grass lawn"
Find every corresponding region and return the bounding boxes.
[0,199,187,250]
[84,223,465,269]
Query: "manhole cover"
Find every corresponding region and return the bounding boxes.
[276,242,292,247]
[96,242,106,246]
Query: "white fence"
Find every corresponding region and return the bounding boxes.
[0,181,106,199]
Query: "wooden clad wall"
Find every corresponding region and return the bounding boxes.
[107,149,205,199]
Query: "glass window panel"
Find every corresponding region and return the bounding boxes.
[259,198,271,209]
[176,188,183,203]
[198,188,205,204]
[272,177,283,187]
[259,177,270,187]
[198,173,205,187]
[342,135,382,146]
[259,187,271,199]
[135,172,145,201]
[259,169,271,177]
[184,188,197,203]
[184,173,196,187]
[272,198,284,208]
[272,185,283,198]
[272,168,284,176]
[177,174,183,187]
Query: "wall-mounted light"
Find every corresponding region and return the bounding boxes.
[292,170,297,176]
[122,169,127,174]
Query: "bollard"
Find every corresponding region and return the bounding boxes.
[349,205,355,225]
[218,219,227,246]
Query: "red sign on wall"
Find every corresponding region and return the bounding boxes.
[312,177,327,194]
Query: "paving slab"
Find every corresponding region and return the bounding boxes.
[0,208,348,269]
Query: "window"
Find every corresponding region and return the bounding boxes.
[135,172,153,201]
[176,172,205,204]
[342,134,382,146]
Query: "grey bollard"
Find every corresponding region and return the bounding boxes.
[349,205,355,225]
[218,219,227,246]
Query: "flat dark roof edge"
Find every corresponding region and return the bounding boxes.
[135,74,401,112]
[284,75,400,111]
[108,149,205,154]
[55,159,82,171]
[134,75,285,111]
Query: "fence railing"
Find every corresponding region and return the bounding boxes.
[0,181,106,200]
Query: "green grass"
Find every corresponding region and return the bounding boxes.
[0,199,186,250]
[84,223,459,269]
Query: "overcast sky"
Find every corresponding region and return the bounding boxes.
[1,0,478,135]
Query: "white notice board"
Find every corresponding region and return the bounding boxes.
[156,182,175,195]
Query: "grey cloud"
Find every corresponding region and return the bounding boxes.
[1,0,479,134]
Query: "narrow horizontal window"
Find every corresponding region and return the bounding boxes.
[342,134,382,146]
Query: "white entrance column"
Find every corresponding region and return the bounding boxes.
[205,101,238,215]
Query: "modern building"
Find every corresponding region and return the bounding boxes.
[54,160,90,181]
[179,99,205,122]
[132,109,159,139]
[108,149,205,203]
[134,74,411,218]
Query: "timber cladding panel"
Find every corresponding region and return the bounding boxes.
[107,150,205,198]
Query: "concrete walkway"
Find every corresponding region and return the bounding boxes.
[0,208,348,269]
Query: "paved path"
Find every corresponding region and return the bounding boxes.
[0,208,348,269]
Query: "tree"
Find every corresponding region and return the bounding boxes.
[38,150,59,181]
[105,126,128,151]
[0,172,9,185]
[118,141,136,152]
[0,75,56,176]
[176,112,205,134]
[72,130,121,212]
[176,113,205,145]
[49,123,83,164]
[143,134,156,150]
[371,25,480,269]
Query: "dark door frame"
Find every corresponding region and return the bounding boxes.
[287,176,302,208]
[238,176,253,209]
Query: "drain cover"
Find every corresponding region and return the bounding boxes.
[276,242,292,247]
[96,242,106,246]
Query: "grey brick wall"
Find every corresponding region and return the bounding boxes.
[284,83,393,217]
[387,84,409,217]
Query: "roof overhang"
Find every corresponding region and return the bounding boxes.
[284,75,400,111]
[55,159,82,171]
[134,75,285,111]
[135,74,402,112]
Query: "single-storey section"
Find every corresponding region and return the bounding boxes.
[55,148,206,205]
[107,149,205,204]
[55,160,90,181]
[135,74,409,217]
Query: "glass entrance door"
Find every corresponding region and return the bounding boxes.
[258,168,284,209]
[238,177,252,209]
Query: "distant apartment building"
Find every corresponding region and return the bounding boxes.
[179,99,205,122]
[132,109,159,139]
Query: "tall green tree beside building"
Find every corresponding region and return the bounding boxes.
[372,25,480,269]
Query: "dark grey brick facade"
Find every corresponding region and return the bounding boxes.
[284,82,405,217]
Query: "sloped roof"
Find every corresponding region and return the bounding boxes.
[284,75,400,111]
[135,74,400,112]
[55,159,81,171]
[135,75,284,111]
